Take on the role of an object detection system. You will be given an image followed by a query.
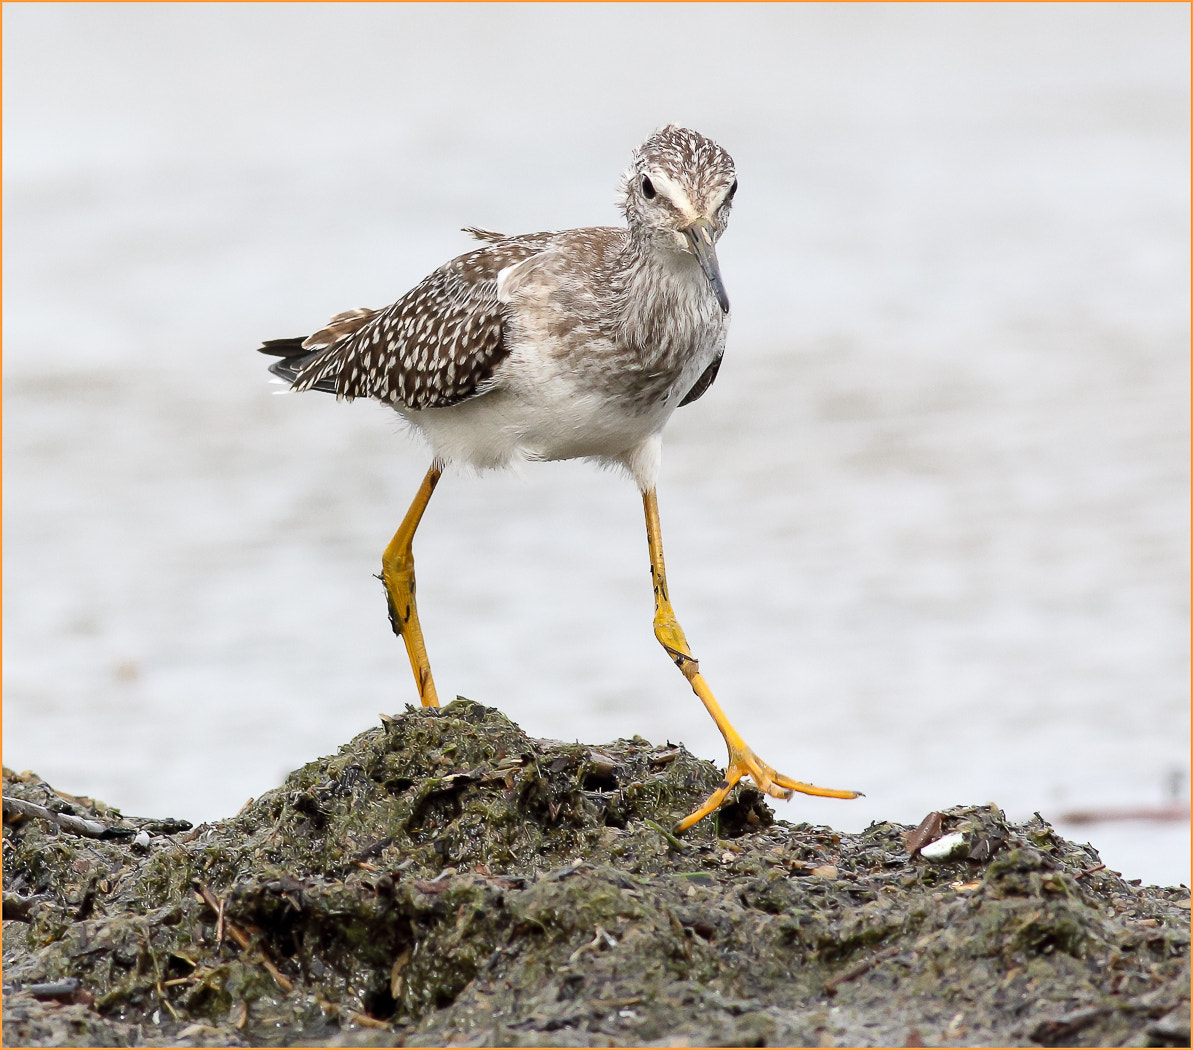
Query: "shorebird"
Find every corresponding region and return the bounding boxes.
[259,125,859,831]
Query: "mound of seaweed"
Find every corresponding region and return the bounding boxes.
[3,699,1189,1047]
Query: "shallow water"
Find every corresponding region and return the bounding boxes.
[4,4,1189,885]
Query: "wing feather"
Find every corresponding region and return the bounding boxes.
[678,351,722,407]
[261,232,557,410]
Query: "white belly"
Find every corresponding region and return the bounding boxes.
[397,363,675,473]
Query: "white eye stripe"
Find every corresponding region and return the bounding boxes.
[641,169,697,223]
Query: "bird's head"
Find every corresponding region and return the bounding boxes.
[619,125,737,313]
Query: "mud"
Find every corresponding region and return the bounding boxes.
[3,699,1189,1047]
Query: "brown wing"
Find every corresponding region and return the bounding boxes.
[262,232,556,410]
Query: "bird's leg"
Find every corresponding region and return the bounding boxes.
[381,462,443,707]
[642,489,860,832]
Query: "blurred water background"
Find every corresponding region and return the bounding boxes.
[4,4,1189,885]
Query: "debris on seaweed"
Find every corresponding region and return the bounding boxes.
[3,699,1189,1047]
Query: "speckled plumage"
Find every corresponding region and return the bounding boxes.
[257,129,862,828]
[259,125,737,490]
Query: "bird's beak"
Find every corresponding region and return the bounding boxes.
[684,222,730,314]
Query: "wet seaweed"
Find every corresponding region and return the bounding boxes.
[4,700,1189,1047]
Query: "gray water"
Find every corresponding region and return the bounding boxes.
[4,4,1189,885]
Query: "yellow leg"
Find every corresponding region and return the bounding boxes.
[642,489,861,832]
[381,462,443,707]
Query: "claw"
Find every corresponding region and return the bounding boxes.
[675,737,861,834]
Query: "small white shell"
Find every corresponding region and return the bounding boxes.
[919,831,968,861]
[133,830,151,850]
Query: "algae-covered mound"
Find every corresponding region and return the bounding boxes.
[3,700,1189,1047]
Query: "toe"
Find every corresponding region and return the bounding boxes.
[675,778,734,833]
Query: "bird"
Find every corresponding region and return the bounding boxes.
[258,125,860,831]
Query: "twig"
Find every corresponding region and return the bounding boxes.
[345,1009,391,1030]
[194,883,252,951]
[193,881,291,991]
[1073,863,1107,881]
[825,945,901,995]
[643,818,688,852]
[1059,804,1189,825]
[259,956,294,993]
[156,983,182,1022]
[568,925,618,963]
[319,999,392,1030]
[2,796,127,839]
[225,920,251,952]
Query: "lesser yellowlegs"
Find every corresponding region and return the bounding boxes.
[259,125,860,830]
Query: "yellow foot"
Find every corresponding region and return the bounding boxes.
[676,741,861,833]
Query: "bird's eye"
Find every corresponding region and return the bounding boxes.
[641,175,656,199]
[726,178,738,201]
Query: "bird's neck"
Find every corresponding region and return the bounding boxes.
[613,233,722,362]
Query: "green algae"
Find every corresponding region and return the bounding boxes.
[4,699,1189,1047]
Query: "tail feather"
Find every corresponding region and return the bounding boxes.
[257,307,381,396]
[258,337,308,359]
[257,337,337,392]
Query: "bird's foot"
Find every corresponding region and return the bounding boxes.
[676,737,861,833]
